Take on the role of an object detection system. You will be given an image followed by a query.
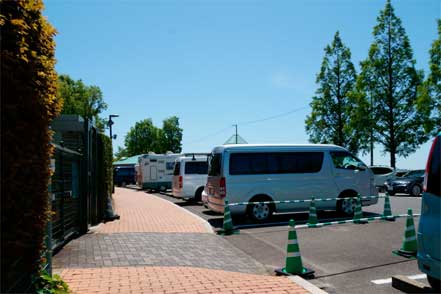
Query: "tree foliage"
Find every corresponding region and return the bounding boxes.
[357,0,426,168]
[417,19,441,136]
[1,0,62,292]
[162,116,183,153]
[123,117,183,156]
[57,74,107,131]
[305,32,366,154]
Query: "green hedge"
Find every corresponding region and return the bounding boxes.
[1,1,62,292]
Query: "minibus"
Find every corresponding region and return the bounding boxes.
[205,144,377,221]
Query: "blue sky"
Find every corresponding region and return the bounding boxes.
[45,0,440,169]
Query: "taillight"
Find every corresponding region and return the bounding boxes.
[424,136,438,192]
[219,177,226,198]
[179,176,183,189]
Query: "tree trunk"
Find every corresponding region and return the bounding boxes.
[390,145,396,168]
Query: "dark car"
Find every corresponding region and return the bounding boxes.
[384,169,425,196]
[113,166,136,186]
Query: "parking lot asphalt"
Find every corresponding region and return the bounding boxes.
[149,191,429,294]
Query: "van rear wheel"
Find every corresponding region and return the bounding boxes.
[247,196,274,222]
[194,187,203,202]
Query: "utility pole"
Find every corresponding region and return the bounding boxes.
[233,124,238,144]
[108,114,119,193]
[108,114,119,140]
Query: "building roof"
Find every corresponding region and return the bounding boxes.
[113,155,143,166]
[224,134,248,144]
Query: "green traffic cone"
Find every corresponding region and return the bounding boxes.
[383,193,395,221]
[217,200,239,235]
[307,196,318,225]
[353,194,367,224]
[393,208,417,258]
[275,219,314,277]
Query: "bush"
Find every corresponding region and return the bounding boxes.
[1,0,62,292]
[34,271,70,294]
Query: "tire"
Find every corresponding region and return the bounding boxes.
[428,275,441,292]
[337,193,357,216]
[388,191,396,196]
[410,184,421,196]
[194,187,203,202]
[247,195,274,222]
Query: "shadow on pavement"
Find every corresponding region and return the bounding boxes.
[213,210,383,230]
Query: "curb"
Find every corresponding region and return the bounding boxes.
[288,276,329,294]
[151,193,214,234]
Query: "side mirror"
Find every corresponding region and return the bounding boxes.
[357,164,366,171]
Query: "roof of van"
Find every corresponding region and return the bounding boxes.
[213,144,347,152]
[176,155,208,162]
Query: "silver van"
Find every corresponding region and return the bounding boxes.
[172,155,208,201]
[205,144,377,221]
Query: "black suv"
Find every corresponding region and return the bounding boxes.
[113,166,136,186]
[384,169,425,196]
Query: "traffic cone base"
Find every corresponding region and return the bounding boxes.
[275,267,315,277]
[393,249,417,259]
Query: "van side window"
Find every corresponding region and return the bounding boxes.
[427,138,440,196]
[230,153,268,175]
[330,151,364,170]
[208,153,222,176]
[185,162,208,175]
[229,152,324,175]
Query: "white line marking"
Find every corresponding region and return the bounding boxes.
[371,274,426,285]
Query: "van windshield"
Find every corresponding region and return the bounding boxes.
[208,153,222,176]
[173,162,180,176]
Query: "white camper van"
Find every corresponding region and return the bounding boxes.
[172,154,209,201]
[205,144,377,221]
[138,152,181,191]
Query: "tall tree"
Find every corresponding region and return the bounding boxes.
[358,0,426,168]
[124,119,159,156]
[123,116,183,156]
[417,19,441,136]
[57,74,107,131]
[162,116,183,153]
[305,31,365,154]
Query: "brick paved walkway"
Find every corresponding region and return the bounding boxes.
[54,232,267,274]
[60,266,308,294]
[97,188,211,233]
[54,188,310,294]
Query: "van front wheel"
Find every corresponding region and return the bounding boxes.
[337,196,356,216]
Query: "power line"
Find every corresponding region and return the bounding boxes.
[237,106,309,126]
[186,105,309,144]
[185,125,232,144]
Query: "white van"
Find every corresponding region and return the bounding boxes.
[205,144,377,221]
[172,155,208,201]
[138,152,181,191]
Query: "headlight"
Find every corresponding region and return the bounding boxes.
[395,181,410,185]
